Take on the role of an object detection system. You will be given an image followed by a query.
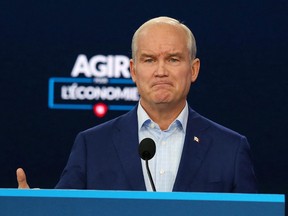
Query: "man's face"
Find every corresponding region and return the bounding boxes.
[130,24,200,109]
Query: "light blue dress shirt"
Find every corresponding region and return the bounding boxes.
[137,102,188,192]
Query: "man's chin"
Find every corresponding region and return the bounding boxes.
[152,97,172,105]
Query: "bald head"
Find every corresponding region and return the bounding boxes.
[131,16,197,61]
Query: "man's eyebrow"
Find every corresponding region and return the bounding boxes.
[167,52,184,57]
[165,53,185,60]
[138,53,156,60]
[139,53,155,57]
[138,52,184,59]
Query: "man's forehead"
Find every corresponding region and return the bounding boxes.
[140,24,183,39]
[137,24,187,44]
[133,23,190,59]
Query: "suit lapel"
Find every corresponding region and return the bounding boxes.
[112,106,146,191]
[173,107,212,191]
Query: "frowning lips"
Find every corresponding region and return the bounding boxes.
[151,80,173,88]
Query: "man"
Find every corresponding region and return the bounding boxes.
[17,16,257,192]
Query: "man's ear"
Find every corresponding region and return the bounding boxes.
[130,59,137,83]
[191,58,200,83]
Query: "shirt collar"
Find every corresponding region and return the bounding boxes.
[137,101,188,133]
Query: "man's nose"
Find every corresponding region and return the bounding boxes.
[155,61,168,76]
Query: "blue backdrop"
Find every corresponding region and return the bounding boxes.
[0,0,287,205]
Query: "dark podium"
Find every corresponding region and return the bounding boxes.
[0,189,285,216]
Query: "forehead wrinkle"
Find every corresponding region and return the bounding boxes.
[138,50,186,61]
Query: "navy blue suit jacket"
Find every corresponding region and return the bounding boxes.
[55,106,257,193]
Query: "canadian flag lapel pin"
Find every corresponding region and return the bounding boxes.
[193,136,200,143]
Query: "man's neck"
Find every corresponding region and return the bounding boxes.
[140,101,186,130]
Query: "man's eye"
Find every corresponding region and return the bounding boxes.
[144,58,154,63]
[169,58,179,62]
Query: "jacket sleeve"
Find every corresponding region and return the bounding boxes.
[55,132,87,189]
[233,136,258,193]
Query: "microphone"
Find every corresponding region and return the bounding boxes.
[139,138,156,192]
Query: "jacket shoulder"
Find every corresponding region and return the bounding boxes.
[188,107,247,143]
[80,106,138,137]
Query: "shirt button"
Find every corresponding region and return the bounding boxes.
[150,123,155,128]
[161,141,166,145]
[160,170,165,175]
